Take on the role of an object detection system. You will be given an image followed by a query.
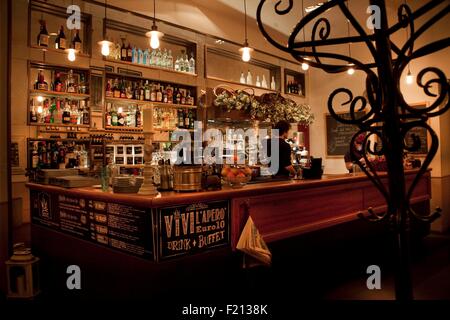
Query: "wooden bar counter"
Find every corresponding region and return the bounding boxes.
[26,170,431,299]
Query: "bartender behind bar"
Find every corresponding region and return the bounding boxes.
[266,120,296,177]
[344,133,366,173]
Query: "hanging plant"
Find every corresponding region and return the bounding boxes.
[213,85,259,113]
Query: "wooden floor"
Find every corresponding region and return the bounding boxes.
[8,222,450,301]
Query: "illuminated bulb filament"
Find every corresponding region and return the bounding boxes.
[241,47,251,62]
[347,67,355,75]
[67,49,76,62]
[406,72,414,85]
[101,42,110,56]
[301,62,310,71]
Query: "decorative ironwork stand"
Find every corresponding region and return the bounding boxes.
[256,0,449,300]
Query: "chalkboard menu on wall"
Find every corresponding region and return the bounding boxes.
[404,103,429,155]
[157,200,230,261]
[325,112,365,156]
[31,190,154,260]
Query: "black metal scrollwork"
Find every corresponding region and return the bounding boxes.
[257,0,449,300]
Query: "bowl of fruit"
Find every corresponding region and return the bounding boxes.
[221,165,252,188]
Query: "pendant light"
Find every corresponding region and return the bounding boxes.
[346,2,355,75]
[146,0,164,49]
[404,1,414,85]
[98,0,113,56]
[66,0,77,61]
[301,0,309,71]
[239,0,253,62]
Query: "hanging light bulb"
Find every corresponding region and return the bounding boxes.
[347,65,355,75]
[99,40,112,56]
[239,42,253,62]
[301,60,310,71]
[67,48,76,62]
[146,0,164,49]
[37,96,44,103]
[239,0,253,62]
[98,0,113,57]
[406,69,414,85]
[37,106,43,114]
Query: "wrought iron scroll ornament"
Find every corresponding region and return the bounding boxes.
[256,0,449,299]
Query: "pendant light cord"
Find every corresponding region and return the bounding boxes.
[244,0,248,43]
[302,0,306,56]
[404,0,411,73]
[153,0,156,27]
[346,1,352,58]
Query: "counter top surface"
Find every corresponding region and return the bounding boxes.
[26,170,426,207]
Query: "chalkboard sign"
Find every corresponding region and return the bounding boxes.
[404,103,429,155]
[31,190,154,260]
[326,112,365,156]
[157,200,230,261]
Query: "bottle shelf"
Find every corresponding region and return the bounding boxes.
[284,92,306,99]
[105,97,197,109]
[31,123,91,128]
[30,45,91,58]
[104,126,143,132]
[206,76,279,94]
[30,89,90,100]
[104,58,197,77]
[153,128,196,132]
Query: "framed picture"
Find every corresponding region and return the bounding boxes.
[11,136,26,174]
[404,102,430,155]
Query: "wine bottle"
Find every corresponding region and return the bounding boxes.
[72,29,82,52]
[55,25,66,50]
[37,20,49,47]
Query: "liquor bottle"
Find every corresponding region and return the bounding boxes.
[113,78,120,98]
[55,100,63,124]
[184,109,190,128]
[174,55,180,72]
[186,91,193,106]
[62,102,71,124]
[106,102,112,127]
[246,70,253,85]
[128,105,136,127]
[121,40,127,61]
[133,82,140,100]
[30,105,38,123]
[111,106,118,126]
[135,107,142,127]
[271,76,276,90]
[162,86,168,103]
[114,41,121,60]
[105,79,113,97]
[184,53,190,73]
[138,48,144,65]
[180,90,186,105]
[166,85,173,103]
[139,81,145,101]
[156,49,162,67]
[53,72,63,92]
[127,42,133,62]
[177,109,184,129]
[143,49,149,65]
[156,84,163,102]
[189,53,195,74]
[37,20,49,47]
[35,70,49,90]
[162,49,168,68]
[81,101,90,125]
[188,109,194,129]
[149,49,156,66]
[175,88,181,104]
[66,70,77,93]
[256,76,261,87]
[240,72,246,84]
[125,81,133,99]
[132,47,138,64]
[117,109,124,126]
[119,79,126,98]
[72,29,82,52]
[167,50,174,69]
[55,25,66,50]
[79,73,87,94]
[150,83,157,102]
[262,75,268,88]
[144,80,150,101]
[32,144,39,169]
[70,103,79,124]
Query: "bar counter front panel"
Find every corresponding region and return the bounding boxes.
[26,170,430,298]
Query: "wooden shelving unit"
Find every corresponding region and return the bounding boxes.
[104,58,197,77]
[30,89,90,100]
[105,97,197,109]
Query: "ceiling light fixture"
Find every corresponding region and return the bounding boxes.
[239,0,253,62]
[98,0,113,56]
[146,0,164,49]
